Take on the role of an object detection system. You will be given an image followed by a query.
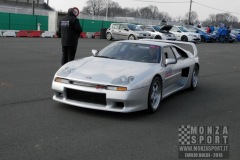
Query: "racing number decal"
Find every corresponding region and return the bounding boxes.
[165,67,173,77]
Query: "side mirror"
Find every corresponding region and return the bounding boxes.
[151,30,155,32]
[124,28,129,31]
[92,49,99,56]
[165,58,176,65]
[177,30,181,33]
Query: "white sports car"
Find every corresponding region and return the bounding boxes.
[52,40,199,113]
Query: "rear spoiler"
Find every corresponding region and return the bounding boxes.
[139,39,198,58]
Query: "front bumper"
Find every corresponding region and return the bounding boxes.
[188,37,201,42]
[52,82,149,113]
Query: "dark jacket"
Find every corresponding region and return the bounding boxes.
[57,10,82,46]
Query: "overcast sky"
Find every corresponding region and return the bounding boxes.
[46,0,240,21]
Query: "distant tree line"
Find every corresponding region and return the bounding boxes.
[80,0,240,28]
[202,13,240,28]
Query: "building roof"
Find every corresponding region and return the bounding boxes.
[0,0,54,11]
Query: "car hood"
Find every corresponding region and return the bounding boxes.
[56,57,156,85]
[160,25,173,32]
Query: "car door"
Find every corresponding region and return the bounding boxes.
[162,46,182,93]
[170,27,182,40]
[111,24,120,39]
[119,24,129,40]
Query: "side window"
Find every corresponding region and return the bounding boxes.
[171,27,180,32]
[163,47,176,59]
[119,24,127,30]
[171,46,182,59]
[112,24,120,29]
[163,47,176,60]
[139,26,144,30]
[144,27,154,32]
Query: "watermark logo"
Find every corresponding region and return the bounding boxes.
[178,125,229,159]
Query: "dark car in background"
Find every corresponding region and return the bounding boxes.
[185,26,216,42]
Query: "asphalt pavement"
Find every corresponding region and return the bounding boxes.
[0,38,239,160]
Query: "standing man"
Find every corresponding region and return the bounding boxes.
[57,8,82,65]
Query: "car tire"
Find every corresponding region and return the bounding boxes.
[189,65,199,90]
[201,35,206,42]
[106,32,112,41]
[148,76,162,113]
[128,35,136,40]
[181,35,188,42]
[155,35,162,39]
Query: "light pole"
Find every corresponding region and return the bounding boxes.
[32,0,35,15]
[188,0,193,25]
[105,0,109,21]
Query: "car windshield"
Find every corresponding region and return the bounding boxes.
[97,42,161,63]
[179,26,189,32]
[198,29,207,33]
[127,24,142,31]
[186,27,196,32]
[152,25,161,31]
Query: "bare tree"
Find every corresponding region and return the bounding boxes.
[158,12,172,22]
[106,1,121,17]
[139,7,152,19]
[148,5,159,19]
[202,13,239,28]
[183,11,198,24]
[215,13,238,27]
[82,0,106,16]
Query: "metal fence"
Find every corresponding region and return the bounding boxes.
[0,5,49,16]
[78,14,168,25]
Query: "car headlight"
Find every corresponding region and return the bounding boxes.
[106,86,127,91]
[54,77,70,84]
[57,66,77,77]
[111,75,135,85]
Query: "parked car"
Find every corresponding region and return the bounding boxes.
[231,29,240,41]
[138,25,176,40]
[213,30,236,43]
[106,23,152,41]
[185,26,216,42]
[52,39,199,113]
[161,25,201,42]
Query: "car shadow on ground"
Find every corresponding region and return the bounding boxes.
[55,87,197,121]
